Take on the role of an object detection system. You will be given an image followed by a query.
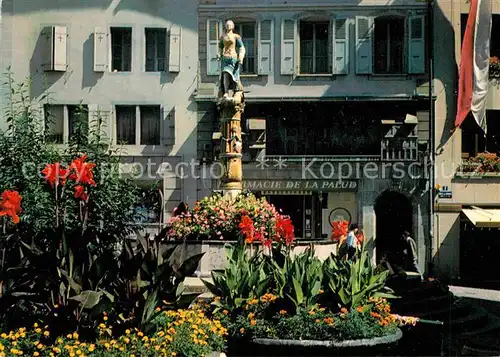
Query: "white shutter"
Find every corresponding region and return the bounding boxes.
[163,107,176,146]
[169,25,181,72]
[355,16,373,74]
[333,17,349,75]
[41,27,54,71]
[258,19,273,75]
[207,19,222,75]
[53,26,68,71]
[408,15,425,74]
[94,27,108,72]
[281,18,297,75]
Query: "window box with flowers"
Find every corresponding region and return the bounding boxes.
[490,57,500,80]
[163,193,337,277]
[457,152,500,176]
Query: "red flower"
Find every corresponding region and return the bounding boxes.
[42,163,68,187]
[239,215,255,243]
[0,190,22,224]
[276,217,295,245]
[331,220,349,242]
[356,231,365,244]
[74,185,88,201]
[69,155,96,186]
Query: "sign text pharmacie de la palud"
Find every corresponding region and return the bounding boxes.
[242,180,357,191]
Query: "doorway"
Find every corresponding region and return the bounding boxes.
[374,190,413,264]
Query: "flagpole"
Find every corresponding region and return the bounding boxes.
[427,0,435,276]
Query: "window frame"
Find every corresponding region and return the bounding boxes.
[114,104,163,146]
[235,20,258,75]
[145,27,167,72]
[110,26,132,72]
[298,20,330,75]
[373,15,406,75]
[43,104,89,145]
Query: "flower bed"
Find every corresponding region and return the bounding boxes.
[197,243,413,356]
[0,307,226,357]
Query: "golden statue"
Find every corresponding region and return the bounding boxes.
[217,20,246,98]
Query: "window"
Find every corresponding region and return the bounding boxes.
[140,106,161,145]
[115,105,161,145]
[299,22,329,74]
[68,105,89,142]
[461,110,500,157]
[461,14,500,57]
[374,16,405,74]
[145,28,166,72]
[44,105,64,144]
[44,104,89,144]
[111,27,132,72]
[236,22,256,74]
[116,106,136,144]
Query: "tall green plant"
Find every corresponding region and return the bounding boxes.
[202,244,269,309]
[323,247,396,309]
[272,248,323,312]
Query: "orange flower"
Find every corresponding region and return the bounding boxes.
[279,310,287,315]
[315,319,321,324]
[356,306,364,313]
[340,307,348,314]
[331,220,348,242]
[74,185,88,201]
[323,317,334,325]
[250,319,257,326]
[0,190,22,223]
[42,163,68,187]
[69,155,96,186]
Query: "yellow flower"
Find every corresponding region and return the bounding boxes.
[137,332,144,337]
[33,323,39,328]
[67,334,72,339]
[34,329,42,334]
[43,331,50,337]
[76,350,82,355]
[125,329,131,335]
[247,313,255,320]
[250,319,257,326]
[52,347,61,353]
[88,345,95,352]
[240,328,245,334]
[222,310,229,315]
[37,344,43,349]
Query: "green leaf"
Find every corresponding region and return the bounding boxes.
[69,291,103,309]
[175,253,204,279]
[292,277,304,305]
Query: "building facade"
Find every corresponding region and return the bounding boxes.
[0,0,200,231]
[434,0,500,286]
[196,0,433,272]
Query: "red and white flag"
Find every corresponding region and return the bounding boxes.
[455,0,492,133]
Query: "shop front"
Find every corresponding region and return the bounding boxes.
[242,179,358,239]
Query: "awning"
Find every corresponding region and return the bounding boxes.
[261,191,312,196]
[462,206,500,228]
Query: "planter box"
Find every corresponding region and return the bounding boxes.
[242,329,402,356]
[165,240,337,277]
